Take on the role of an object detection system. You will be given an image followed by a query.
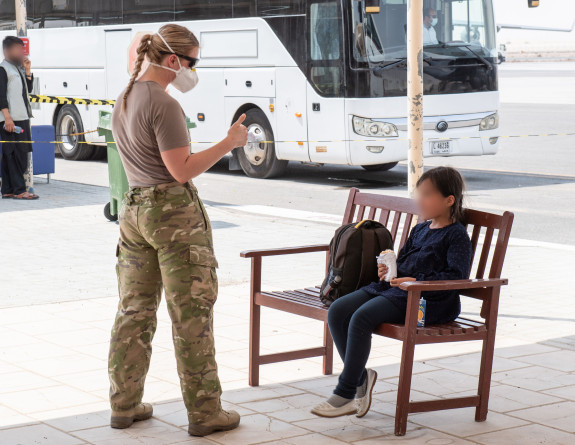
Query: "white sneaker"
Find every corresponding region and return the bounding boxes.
[356,369,378,418]
[311,400,357,418]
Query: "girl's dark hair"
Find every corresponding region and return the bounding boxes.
[417,166,466,223]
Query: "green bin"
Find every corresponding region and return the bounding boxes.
[98,110,129,222]
[98,110,196,222]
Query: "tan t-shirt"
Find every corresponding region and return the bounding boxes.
[112,81,190,187]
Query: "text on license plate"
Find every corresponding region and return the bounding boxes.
[431,140,452,155]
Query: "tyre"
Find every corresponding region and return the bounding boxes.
[236,108,288,179]
[361,162,398,172]
[56,105,92,161]
[104,202,118,222]
[89,145,108,161]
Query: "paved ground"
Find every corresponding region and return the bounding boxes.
[1,179,574,445]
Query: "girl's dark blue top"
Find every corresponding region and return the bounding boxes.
[363,220,472,324]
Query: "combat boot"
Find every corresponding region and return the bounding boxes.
[188,409,240,436]
[110,403,153,429]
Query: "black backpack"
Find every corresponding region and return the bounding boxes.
[320,220,394,306]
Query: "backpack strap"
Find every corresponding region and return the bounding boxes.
[356,228,376,289]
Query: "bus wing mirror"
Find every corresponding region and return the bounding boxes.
[365,0,380,14]
[528,0,540,7]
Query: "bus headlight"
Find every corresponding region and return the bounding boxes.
[479,113,499,131]
[353,116,398,137]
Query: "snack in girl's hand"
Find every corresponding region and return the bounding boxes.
[377,249,397,282]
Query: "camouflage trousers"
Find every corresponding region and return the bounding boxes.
[108,181,222,423]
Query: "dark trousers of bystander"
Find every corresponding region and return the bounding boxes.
[1,119,31,196]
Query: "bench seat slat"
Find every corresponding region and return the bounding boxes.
[281,291,325,306]
[256,292,328,321]
[305,286,322,293]
[294,288,323,298]
[259,291,319,306]
[263,291,325,308]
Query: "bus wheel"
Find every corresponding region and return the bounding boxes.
[361,162,398,172]
[89,146,107,161]
[237,108,287,179]
[56,105,92,161]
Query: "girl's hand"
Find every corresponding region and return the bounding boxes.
[377,264,388,281]
[390,277,416,287]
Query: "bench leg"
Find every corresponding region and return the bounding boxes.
[476,333,496,421]
[395,333,416,436]
[476,292,499,422]
[322,322,333,375]
[249,302,261,387]
[249,257,262,387]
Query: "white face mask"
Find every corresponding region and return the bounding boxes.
[151,33,199,93]
[431,18,438,27]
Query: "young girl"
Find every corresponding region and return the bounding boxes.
[312,166,472,418]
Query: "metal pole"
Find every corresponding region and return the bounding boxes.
[15,0,26,37]
[15,0,34,193]
[406,0,424,197]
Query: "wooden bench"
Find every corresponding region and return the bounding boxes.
[240,188,514,436]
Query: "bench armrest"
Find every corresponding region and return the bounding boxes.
[399,278,508,292]
[240,244,329,258]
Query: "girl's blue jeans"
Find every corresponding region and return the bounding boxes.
[327,289,405,399]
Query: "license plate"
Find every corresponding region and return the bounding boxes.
[431,140,452,155]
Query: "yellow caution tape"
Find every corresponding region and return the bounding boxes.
[29,94,116,106]
[2,132,574,146]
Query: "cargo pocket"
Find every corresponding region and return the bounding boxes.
[189,245,219,269]
[187,245,219,303]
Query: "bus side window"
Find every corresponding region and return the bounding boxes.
[30,0,76,28]
[124,0,176,23]
[233,0,257,17]
[309,1,343,97]
[77,0,122,26]
[0,0,16,30]
[257,0,305,16]
[176,0,233,20]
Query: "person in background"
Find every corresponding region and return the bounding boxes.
[108,24,247,437]
[423,7,439,45]
[0,36,38,200]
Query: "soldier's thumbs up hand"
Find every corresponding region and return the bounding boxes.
[227,114,248,148]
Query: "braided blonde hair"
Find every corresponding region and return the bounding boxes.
[122,24,199,110]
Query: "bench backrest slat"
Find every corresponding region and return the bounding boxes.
[462,209,514,280]
[378,209,391,225]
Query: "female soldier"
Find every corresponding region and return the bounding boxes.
[107,24,247,437]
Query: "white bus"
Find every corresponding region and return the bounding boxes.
[0,0,500,178]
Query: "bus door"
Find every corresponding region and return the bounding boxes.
[275,67,309,162]
[306,1,348,164]
[104,29,133,100]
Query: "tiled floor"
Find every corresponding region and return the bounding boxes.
[1,180,574,444]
